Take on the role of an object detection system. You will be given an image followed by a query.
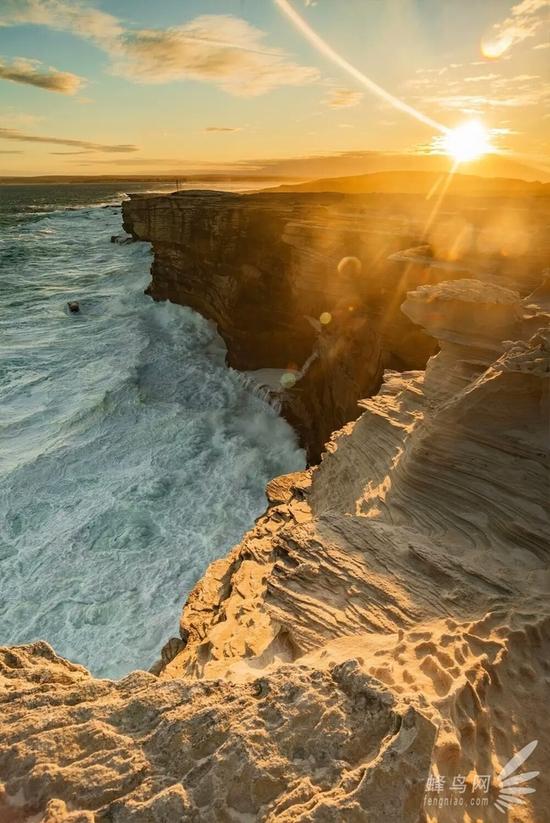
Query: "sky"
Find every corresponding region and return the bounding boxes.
[0,0,548,177]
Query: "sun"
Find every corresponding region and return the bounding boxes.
[442,120,492,163]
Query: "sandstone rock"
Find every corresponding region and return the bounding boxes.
[122,189,548,462]
[1,278,548,822]
[0,643,435,822]
[162,279,549,821]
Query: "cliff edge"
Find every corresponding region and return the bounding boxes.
[121,189,546,463]
[121,190,453,462]
[1,277,548,822]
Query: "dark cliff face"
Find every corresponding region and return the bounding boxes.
[122,190,446,462]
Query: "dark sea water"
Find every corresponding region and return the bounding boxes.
[0,183,304,678]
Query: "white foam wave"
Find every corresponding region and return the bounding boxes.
[0,203,304,677]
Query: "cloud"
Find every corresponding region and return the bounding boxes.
[0,109,43,127]
[323,88,363,108]
[0,149,23,154]
[0,56,83,93]
[75,157,249,170]
[77,157,188,166]
[481,0,550,58]
[0,128,138,152]
[462,73,501,82]
[0,2,318,96]
[203,126,242,133]
[408,63,549,115]
[113,16,319,95]
[0,0,123,47]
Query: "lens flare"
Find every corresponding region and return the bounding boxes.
[481,34,513,59]
[275,0,447,134]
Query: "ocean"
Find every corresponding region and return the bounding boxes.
[0,183,304,679]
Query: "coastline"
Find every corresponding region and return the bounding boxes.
[1,191,549,821]
[121,188,546,461]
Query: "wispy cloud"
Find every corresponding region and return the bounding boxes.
[0,109,44,128]
[0,2,319,96]
[408,64,549,115]
[74,157,247,170]
[0,128,138,152]
[0,56,83,93]
[481,0,550,58]
[0,149,23,154]
[0,0,123,46]
[77,157,186,166]
[114,17,318,95]
[323,87,363,108]
[203,126,242,132]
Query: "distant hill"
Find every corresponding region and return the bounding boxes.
[252,150,550,183]
[263,169,550,197]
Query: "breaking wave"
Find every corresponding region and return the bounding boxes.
[0,194,304,678]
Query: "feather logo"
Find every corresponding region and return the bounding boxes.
[494,739,539,814]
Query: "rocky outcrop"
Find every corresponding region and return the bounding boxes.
[0,642,435,823]
[164,279,549,677]
[1,278,548,822]
[122,189,547,462]
[121,191,448,461]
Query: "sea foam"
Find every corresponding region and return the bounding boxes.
[0,201,304,678]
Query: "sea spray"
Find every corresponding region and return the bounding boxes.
[0,187,305,678]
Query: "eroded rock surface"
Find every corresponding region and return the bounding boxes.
[1,279,548,822]
[0,643,434,822]
[162,279,550,821]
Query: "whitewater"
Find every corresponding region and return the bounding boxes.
[0,184,305,679]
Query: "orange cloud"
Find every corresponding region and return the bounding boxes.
[323,88,363,108]
[203,126,243,132]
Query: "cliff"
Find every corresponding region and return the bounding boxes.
[1,277,548,823]
[121,189,547,462]
[120,191,435,461]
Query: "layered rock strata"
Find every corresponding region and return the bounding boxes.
[1,278,548,822]
[122,190,548,462]
[121,191,452,461]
